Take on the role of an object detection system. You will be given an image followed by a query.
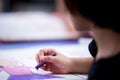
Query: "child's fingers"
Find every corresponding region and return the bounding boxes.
[35,53,40,63]
[40,48,59,55]
[38,50,45,61]
[35,50,45,63]
[41,56,57,64]
[36,49,55,64]
[41,66,46,70]
[39,49,51,56]
[41,63,51,71]
[45,63,51,71]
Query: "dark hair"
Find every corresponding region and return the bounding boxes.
[64,0,120,33]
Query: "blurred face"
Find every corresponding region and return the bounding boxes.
[71,13,92,31]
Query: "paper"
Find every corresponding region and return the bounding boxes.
[8,74,63,80]
[54,74,87,80]
[0,59,16,67]
[1,66,32,75]
[0,71,10,80]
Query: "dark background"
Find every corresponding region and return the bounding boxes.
[2,0,56,12]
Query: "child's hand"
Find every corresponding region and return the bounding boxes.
[35,49,72,73]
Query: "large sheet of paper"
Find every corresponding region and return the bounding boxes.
[0,38,92,80]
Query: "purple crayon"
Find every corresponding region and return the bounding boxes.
[35,52,56,70]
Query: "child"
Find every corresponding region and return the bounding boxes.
[36,0,120,80]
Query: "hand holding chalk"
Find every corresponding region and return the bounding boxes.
[35,52,56,70]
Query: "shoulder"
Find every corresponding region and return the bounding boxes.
[88,53,120,80]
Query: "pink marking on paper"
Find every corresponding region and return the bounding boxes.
[0,68,4,72]
[4,66,32,75]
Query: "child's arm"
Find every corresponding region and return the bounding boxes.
[35,49,93,74]
[70,57,94,74]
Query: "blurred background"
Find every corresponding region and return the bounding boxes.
[1,0,56,12]
[0,0,90,42]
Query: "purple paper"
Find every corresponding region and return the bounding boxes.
[8,74,63,80]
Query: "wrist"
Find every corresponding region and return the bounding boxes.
[67,58,76,73]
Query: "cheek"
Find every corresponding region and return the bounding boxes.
[73,18,90,31]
